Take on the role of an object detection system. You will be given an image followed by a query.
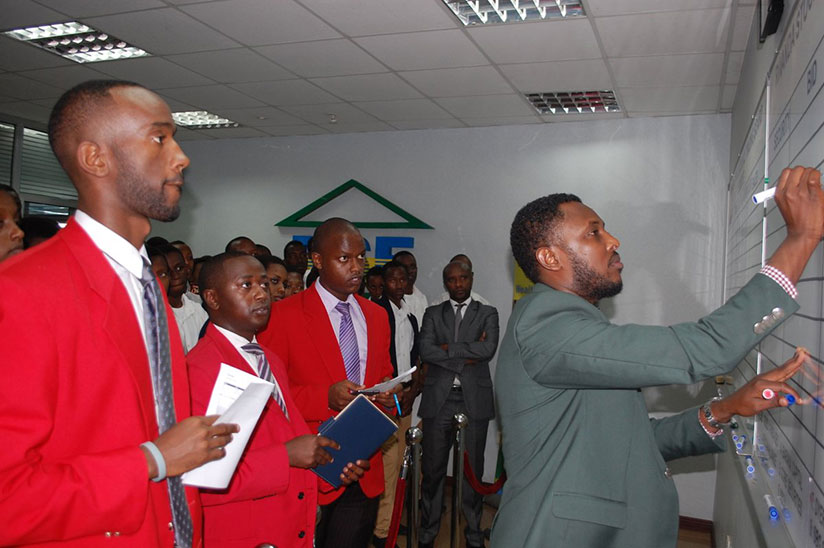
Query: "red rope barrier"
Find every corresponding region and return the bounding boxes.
[385,475,407,547]
[463,452,506,495]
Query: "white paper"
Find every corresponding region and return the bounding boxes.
[357,366,417,394]
[182,363,273,489]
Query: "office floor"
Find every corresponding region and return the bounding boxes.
[380,485,713,548]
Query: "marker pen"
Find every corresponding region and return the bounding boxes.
[745,456,755,474]
[785,394,796,406]
[764,494,779,520]
[762,388,775,400]
[393,393,402,416]
[753,187,776,204]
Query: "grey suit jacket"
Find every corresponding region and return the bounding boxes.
[491,273,798,548]
[418,300,500,421]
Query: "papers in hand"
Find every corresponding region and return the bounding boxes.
[182,363,272,490]
[356,366,417,395]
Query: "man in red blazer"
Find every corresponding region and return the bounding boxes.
[188,252,369,547]
[258,217,396,548]
[0,80,236,547]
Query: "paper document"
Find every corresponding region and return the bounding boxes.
[182,363,273,489]
[356,366,417,395]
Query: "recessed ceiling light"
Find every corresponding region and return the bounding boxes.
[443,0,584,26]
[525,90,621,115]
[3,22,149,63]
[172,111,240,129]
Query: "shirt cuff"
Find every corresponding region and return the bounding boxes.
[760,265,798,299]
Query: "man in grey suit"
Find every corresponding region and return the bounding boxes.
[492,166,824,548]
[419,260,499,548]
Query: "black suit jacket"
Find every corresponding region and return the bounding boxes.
[375,295,419,376]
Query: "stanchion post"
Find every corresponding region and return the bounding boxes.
[406,426,423,548]
[451,413,468,548]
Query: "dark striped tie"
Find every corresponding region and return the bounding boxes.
[241,343,288,419]
[140,260,193,548]
[335,302,361,383]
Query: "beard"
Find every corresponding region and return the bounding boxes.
[114,149,181,222]
[566,247,623,303]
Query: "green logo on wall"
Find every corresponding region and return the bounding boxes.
[275,179,433,229]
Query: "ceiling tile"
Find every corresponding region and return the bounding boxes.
[156,94,198,113]
[232,79,339,105]
[390,119,466,130]
[0,0,67,30]
[541,111,625,123]
[468,19,601,64]
[435,93,535,118]
[180,0,340,46]
[175,127,214,141]
[461,115,540,127]
[260,125,329,136]
[619,85,720,113]
[95,57,214,89]
[0,73,65,100]
[401,66,513,97]
[310,73,422,102]
[721,84,737,111]
[298,0,457,36]
[726,51,744,84]
[196,126,269,138]
[326,120,395,133]
[167,49,295,83]
[161,84,265,109]
[353,99,453,121]
[0,37,73,71]
[208,106,305,127]
[596,9,731,56]
[498,59,611,92]
[0,100,52,123]
[731,5,756,51]
[280,103,379,125]
[610,53,724,87]
[587,1,732,17]
[19,64,110,88]
[34,0,167,17]
[255,39,386,78]
[355,29,488,71]
[86,8,240,55]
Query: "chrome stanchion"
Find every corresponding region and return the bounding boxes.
[451,413,468,548]
[406,426,423,548]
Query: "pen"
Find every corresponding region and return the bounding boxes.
[393,393,402,416]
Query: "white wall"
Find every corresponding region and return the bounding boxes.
[152,113,731,518]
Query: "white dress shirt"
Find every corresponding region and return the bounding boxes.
[212,324,287,406]
[171,298,208,354]
[405,285,428,327]
[431,290,490,307]
[315,281,369,384]
[390,298,414,376]
[449,296,473,387]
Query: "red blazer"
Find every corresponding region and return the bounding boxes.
[258,284,393,504]
[0,218,202,547]
[187,323,317,548]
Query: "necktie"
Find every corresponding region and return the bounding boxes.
[335,302,361,383]
[454,303,465,342]
[140,260,193,548]
[241,343,288,419]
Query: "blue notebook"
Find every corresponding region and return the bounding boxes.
[312,395,398,488]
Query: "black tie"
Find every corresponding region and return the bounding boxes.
[454,303,465,342]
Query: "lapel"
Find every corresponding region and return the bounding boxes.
[204,323,257,377]
[303,284,347,382]
[62,219,157,436]
[440,300,456,341]
[458,300,480,341]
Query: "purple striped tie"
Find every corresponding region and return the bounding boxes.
[241,343,288,419]
[335,302,361,383]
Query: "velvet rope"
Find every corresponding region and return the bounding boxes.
[463,452,506,495]
[385,474,407,547]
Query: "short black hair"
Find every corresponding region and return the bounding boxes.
[48,79,143,170]
[510,193,581,283]
[260,255,285,269]
[0,185,21,217]
[225,236,254,253]
[20,216,59,248]
[255,243,272,257]
[157,243,184,261]
[381,261,408,280]
[392,250,414,261]
[283,240,306,255]
[146,236,169,248]
[199,251,250,293]
[145,244,166,261]
[442,260,471,282]
[366,265,384,280]
[285,264,304,274]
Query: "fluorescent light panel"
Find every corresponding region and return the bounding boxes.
[526,90,621,114]
[443,0,584,26]
[172,111,240,130]
[3,22,149,63]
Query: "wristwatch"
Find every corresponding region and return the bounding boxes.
[702,396,730,429]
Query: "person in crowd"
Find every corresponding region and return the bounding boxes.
[365,265,384,301]
[254,243,272,257]
[171,239,199,302]
[145,235,169,248]
[306,265,319,288]
[225,236,256,255]
[163,243,208,353]
[431,254,491,306]
[0,79,236,547]
[284,265,306,297]
[260,255,288,303]
[259,217,396,548]
[20,216,59,249]
[371,260,422,548]
[283,239,309,280]
[492,167,824,548]
[392,250,427,326]
[188,252,369,547]
[418,260,500,548]
[147,245,171,294]
[0,184,24,262]
[189,255,211,297]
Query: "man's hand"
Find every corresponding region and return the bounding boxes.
[710,348,813,424]
[439,343,449,351]
[340,459,370,486]
[286,435,338,468]
[399,387,417,416]
[147,416,239,478]
[328,379,362,411]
